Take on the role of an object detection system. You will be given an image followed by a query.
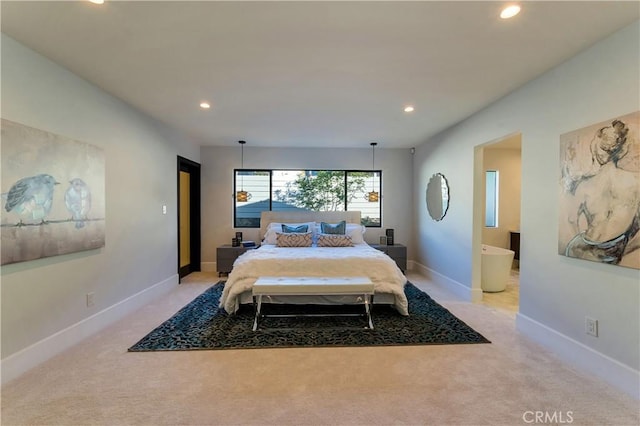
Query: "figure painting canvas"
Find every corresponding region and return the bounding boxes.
[1,119,105,265]
[559,111,640,269]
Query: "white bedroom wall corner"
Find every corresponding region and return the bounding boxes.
[406,259,416,272]
[412,261,477,302]
[411,20,640,397]
[472,144,485,301]
[515,20,640,386]
[201,262,216,273]
[2,34,190,365]
[516,312,640,399]
[201,146,413,265]
[0,274,178,386]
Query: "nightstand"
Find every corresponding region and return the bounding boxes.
[216,244,259,276]
[370,243,407,272]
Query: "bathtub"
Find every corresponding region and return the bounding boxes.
[481,244,515,292]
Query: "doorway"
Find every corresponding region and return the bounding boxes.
[473,133,522,314]
[178,156,201,280]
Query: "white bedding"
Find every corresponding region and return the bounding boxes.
[220,243,409,315]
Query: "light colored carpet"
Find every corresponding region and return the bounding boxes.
[1,271,638,426]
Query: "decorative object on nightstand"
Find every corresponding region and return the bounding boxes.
[379,236,387,245]
[216,244,259,276]
[370,243,406,272]
[385,228,394,245]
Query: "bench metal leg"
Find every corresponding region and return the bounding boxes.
[252,295,263,331]
[252,292,374,331]
[364,294,374,330]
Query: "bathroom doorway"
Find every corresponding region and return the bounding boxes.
[473,133,522,315]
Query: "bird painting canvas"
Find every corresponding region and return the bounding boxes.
[64,178,92,228]
[1,119,105,265]
[4,174,59,224]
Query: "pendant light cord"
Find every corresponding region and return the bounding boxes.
[371,142,377,192]
[239,140,246,192]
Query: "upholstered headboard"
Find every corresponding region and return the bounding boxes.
[260,211,361,241]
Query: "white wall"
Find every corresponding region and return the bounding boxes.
[0,35,200,377]
[482,146,521,249]
[200,146,413,269]
[412,21,640,396]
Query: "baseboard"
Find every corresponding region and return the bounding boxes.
[201,261,216,272]
[412,261,481,302]
[1,274,179,386]
[407,260,415,271]
[516,312,640,400]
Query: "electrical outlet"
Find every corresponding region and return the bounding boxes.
[585,317,598,337]
[86,292,95,308]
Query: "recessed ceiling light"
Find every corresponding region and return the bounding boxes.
[404,106,415,113]
[500,5,521,19]
[89,0,105,4]
[200,102,211,109]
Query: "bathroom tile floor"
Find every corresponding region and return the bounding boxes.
[481,267,520,316]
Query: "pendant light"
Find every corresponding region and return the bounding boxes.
[367,142,379,202]
[236,140,251,202]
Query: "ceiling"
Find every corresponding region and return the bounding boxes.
[2,1,638,149]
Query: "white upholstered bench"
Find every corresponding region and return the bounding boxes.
[252,276,375,331]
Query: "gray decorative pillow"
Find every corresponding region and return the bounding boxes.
[317,233,353,247]
[320,220,346,235]
[276,232,313,247]
[281,224,309,233]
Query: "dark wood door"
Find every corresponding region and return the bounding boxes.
[178,156,201,280]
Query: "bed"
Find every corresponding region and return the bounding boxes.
[219,211,409,315]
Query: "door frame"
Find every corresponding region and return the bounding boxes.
[177,156,201,280]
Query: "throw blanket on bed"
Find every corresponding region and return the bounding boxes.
[220,243,409,315]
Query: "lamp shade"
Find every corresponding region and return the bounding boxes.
[236,140,252,203]
[366,191,379,203]
[236,190,251,202]
[367,142,379,202]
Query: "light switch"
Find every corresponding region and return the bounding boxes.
[162,205,167,215]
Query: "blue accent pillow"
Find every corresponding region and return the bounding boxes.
[320,220,346,235]
[281,224,309,233]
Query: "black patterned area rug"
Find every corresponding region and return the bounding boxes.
[128,282,489,351]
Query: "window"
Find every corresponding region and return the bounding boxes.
[485,170,499,227]
[234,170,270,228]
[234,169,382,228]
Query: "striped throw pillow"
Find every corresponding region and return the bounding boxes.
[317,234,353,247]
[276,232,313,247]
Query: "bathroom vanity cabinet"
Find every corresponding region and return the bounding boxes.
[510,231,520,261]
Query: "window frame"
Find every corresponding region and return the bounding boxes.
[233,168,382,228]
[485,170,499,228]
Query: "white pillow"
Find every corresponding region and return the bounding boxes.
[346,223,366,244]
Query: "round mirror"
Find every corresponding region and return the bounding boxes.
[426,173,450,221]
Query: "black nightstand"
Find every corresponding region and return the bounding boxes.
[370,243,407,272]
[216,244,259,276]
